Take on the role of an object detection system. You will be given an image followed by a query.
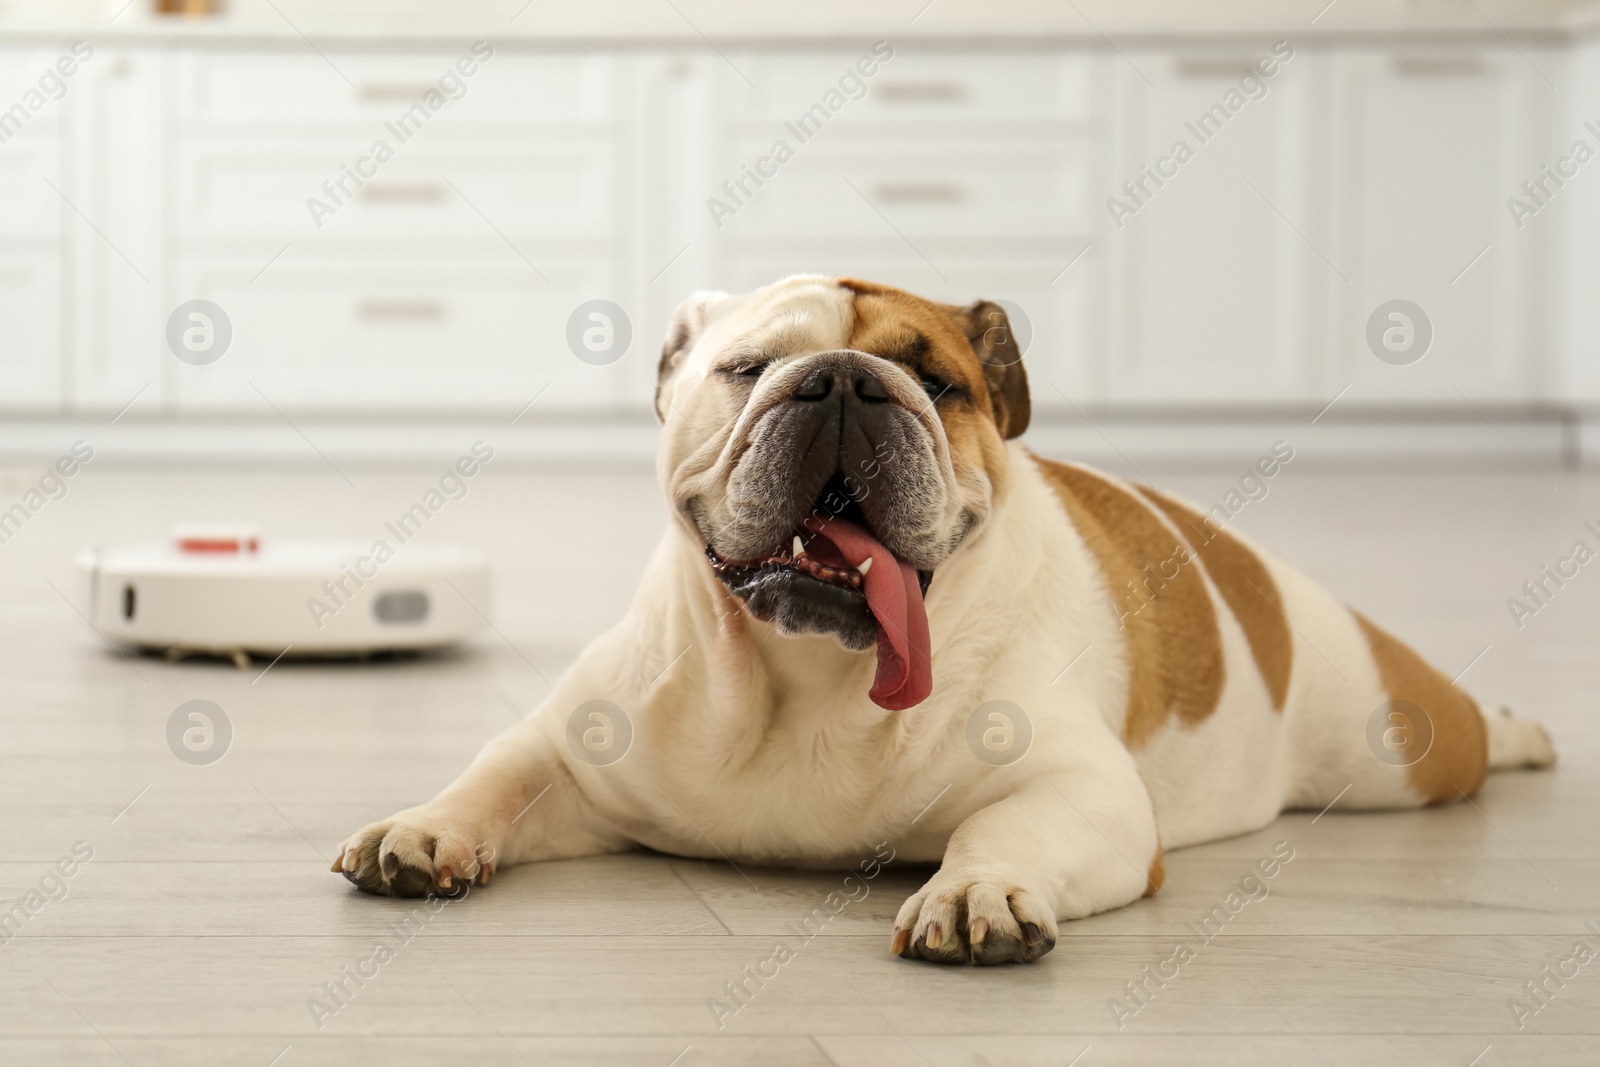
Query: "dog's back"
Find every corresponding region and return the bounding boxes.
[1033,453,1555,849]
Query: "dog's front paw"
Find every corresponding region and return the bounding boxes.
[892,872,1057,965]
[331,808,498,899]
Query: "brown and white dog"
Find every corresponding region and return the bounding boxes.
[333,275,1556,964]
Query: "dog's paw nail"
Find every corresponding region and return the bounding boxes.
[330,852,345,873]
[1020,922,1041,947]
[380,852,399,878]
[924,923,944,950]
[969,917,990,945]
[475,866,491,886]
[890,928,912,956]
[438,866,454,889]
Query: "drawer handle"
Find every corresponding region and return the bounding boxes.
[358,83,438,102]
[873,182,964,204]
[358,182,447,203]
[1393,56,1487,77]
[357,299,445,321]
[878,81,965,102]
[1176,59,1261,79]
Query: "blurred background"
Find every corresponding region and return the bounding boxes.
[2,0,1597,468]
[5,4,1600,1063]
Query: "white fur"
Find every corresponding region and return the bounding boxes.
[335,278,1550,962]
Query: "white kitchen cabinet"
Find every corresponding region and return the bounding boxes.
[731,50,1093,128]
[722,138,1093,242]
[1104,47,1324,405]
[167,255,626,413]
[711,47,1103,407]
[0,254,60,406]
[162,48,632,414]
[0,47,63,409]
[175,137,618,244]
[0,119,59,235]
[625,52,719,409]
[1328,47,1556,404]
[177,50,617,128]
[1554,39,1600,404]
[0,36,1576,428]
[62,47,166,414]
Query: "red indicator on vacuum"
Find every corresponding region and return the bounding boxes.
[172,524,260,555]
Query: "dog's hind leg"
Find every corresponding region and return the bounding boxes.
[1483,704,1558,771]
[1277,579,1556,816]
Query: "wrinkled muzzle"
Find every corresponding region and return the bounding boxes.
[694,351,964,711]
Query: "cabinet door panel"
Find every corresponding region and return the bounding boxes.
[65,48,165,413]
[0,130,60,236]
[168,258,628,413]
[0,256,60,407]
[1107,50,1320,405]
[1,48,66,409]
[1330,49,1550,403]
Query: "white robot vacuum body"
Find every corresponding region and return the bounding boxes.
[77,525,488,658]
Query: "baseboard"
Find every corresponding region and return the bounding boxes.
[0,407,1592,472]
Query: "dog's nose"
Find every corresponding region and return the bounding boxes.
[792,366,890,404]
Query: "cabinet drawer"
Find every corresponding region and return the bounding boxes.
[0,130,60,237]
[0,256,60,408]
[169,258,631,412]
[176,140,615,241]
[0,46,71,138]
[723,142,1089,239]
[732,52,1091,126]
[178,51,616,126]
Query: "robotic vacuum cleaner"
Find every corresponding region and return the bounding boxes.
[76,523,489,664]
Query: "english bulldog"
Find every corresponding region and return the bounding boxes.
[334,275,1556,964]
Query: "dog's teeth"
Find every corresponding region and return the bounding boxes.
[856,556,873,576]
[793,536,804,558]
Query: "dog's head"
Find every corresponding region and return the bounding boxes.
[654,275,1030,710]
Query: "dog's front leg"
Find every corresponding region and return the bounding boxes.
[333,716,630,898]
[893,760,1160,965]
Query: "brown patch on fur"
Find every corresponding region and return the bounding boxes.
[1139,488,1294,711]
[1144,848,1165,897]
[1354,612,1489,804]
[840,278,1030,439]
[840,279,1018,503]
[1035,459,1226,747]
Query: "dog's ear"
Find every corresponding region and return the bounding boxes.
[959,300,1031,440]
[655,290,728,422]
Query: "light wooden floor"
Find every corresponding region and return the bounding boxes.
[2,462,1597,1067]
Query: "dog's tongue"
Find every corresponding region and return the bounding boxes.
[802,515,932,711]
